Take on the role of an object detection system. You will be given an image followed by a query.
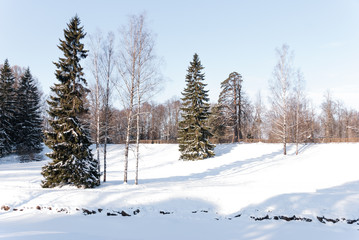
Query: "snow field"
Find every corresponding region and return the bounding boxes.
[1,143,359,239]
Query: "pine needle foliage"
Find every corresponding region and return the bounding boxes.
[41,16,100,188]
[15,68,43,154]
[178,54,215,160]
[0,59,16,157]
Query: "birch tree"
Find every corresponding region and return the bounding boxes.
[268,44,293,155]
[134,17,161,184]
[163,99,181,141]
[252,92,265,140]
[117,14,160,184]
[99,32,115,182]
[320,91,336,139]
[88,31,102,175]
[293,70,305,154]
[117,22,135,183]
[88,31,115,182]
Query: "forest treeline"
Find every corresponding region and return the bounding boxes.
[81,70,359,146]
[80,77,359,144]
[0,60,43,157]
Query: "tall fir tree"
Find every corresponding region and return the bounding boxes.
[41,16,100,188]
[178,54,215,160]
[15,68,43,154]
[0,59,16,157]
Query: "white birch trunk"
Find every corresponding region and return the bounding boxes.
[269,44,293,155]
[96,74,100,174]
[88,33,102,177]
[117,13,161,184]
[124,88,134,183]
[135,88,140,185]
[102,32,115,182]
[296,100,299,155]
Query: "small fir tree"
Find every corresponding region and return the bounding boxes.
[178,54,215,160]
[15,68,43,154]
[0,59,16,157]
[41,16,100,188]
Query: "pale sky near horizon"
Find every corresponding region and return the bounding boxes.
[1,0,359,110]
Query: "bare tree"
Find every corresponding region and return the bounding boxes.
[117,13,161,184]
[88,30,115,182]
[347,110,359,138]
[293,70,306,154]
[268,44,293,155]
[164,98,181,141]
[136,100,179,142]
[239,93,254,140]
[99,32,115,182]
[335,100,348,139]
[116,21,136,183]
[320,91,336,139]
[252,91,265,140]
[88,31,102,175]
[110,108,128,143]
[134,15,161,185]
[286,97,318,145]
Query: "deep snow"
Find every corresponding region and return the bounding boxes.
[1,143,359,239]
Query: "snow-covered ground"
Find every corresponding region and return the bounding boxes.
[1,143,359,239]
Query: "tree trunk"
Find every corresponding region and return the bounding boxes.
[135,53,141,185]
[96,76,100,175]
[233,84,238,143]
[103,92,109,182]
[103,135,107,182]
[103,73,110,182]
[103,31,115,182]
[238,85,243,141]
[124,113,131,183]
[124,82,134,183]
[296,97,299,155]
[283,92,287,156]
[135,93,140,185]
[88,33,102,179]
[124,97,133,183]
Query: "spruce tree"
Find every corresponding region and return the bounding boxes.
[15,68,43,154]
[178,54,215,160]
[41,16,100,188]
[0,59,16,157]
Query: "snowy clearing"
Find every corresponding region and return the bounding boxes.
[1,143,359,239]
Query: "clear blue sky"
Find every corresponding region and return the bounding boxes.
[1,0,359,109]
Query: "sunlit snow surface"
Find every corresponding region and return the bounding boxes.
[1,143,359,239]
